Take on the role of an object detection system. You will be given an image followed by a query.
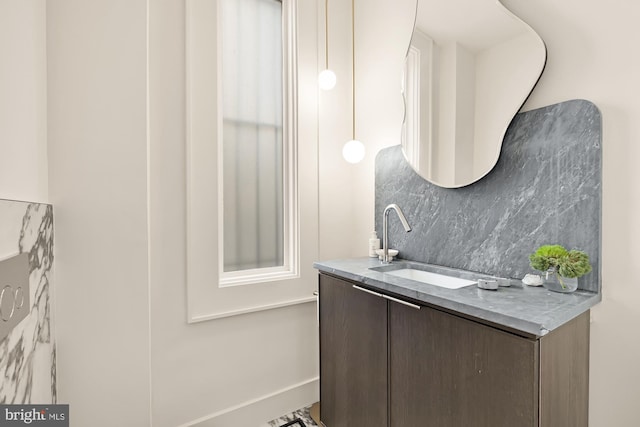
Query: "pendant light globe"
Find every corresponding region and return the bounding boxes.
[318,69,337,90]
[342,139,365,164]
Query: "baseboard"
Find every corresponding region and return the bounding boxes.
[180,377,319,427]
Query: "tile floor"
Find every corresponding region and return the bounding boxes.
[261,405,318,427]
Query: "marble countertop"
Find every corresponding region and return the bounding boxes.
[314,257,601,338]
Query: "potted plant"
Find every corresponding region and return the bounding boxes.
[529,244,592,293]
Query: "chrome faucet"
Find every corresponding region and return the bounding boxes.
[382,204,412,263]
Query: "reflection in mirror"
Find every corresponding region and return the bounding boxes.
[402,0,546,188]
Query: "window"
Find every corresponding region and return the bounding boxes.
[186,0,316,322]
[219,0,297,286]
[221,0,285,274]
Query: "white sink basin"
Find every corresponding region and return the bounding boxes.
[384,268,477,289]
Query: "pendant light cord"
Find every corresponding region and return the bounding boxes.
[352,0,356,139]
[325,0,329,69]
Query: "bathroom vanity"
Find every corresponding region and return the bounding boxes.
[319,1,602,419]
[315,258,600,427]
[316,97,603,427]
[315,0,601,419]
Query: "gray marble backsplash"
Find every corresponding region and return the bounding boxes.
[375,99,601,293]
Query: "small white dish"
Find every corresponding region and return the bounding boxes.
[375,249,399,261]
[522,274,543,287]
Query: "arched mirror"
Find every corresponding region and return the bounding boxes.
[401,0,546,188]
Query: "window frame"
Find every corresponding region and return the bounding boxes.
[218,0,299,287]
[186,0,317,323]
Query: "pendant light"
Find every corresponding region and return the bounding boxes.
[318,0,337,90]
[342,0,365,164]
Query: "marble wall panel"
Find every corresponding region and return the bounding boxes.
[0,200,55,403]
[375,100,601,292]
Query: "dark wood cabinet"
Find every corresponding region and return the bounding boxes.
[319,274,388,427]
[389,299,538,427]
[319,273,590,427]
[538,311,590,426]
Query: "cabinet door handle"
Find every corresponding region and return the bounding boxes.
[313,291,319,326]
[383,294,421,310]
[352,284,383,298]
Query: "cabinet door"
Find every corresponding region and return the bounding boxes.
[389,301,539,427]
[539,311,590,427]
[319,275,388,427]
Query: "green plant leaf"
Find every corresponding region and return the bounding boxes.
[529,253,552,271]
[558,250,592,278]
[529,245,592,279]
[529,244,568,272]
[534,244,568,258]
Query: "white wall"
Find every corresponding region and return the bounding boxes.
[47,0,319,425]
[149,0,319,426]
[356,0,640,425]
[0,0,47,202]
[47,0,152,425]
[317,0,360,259]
